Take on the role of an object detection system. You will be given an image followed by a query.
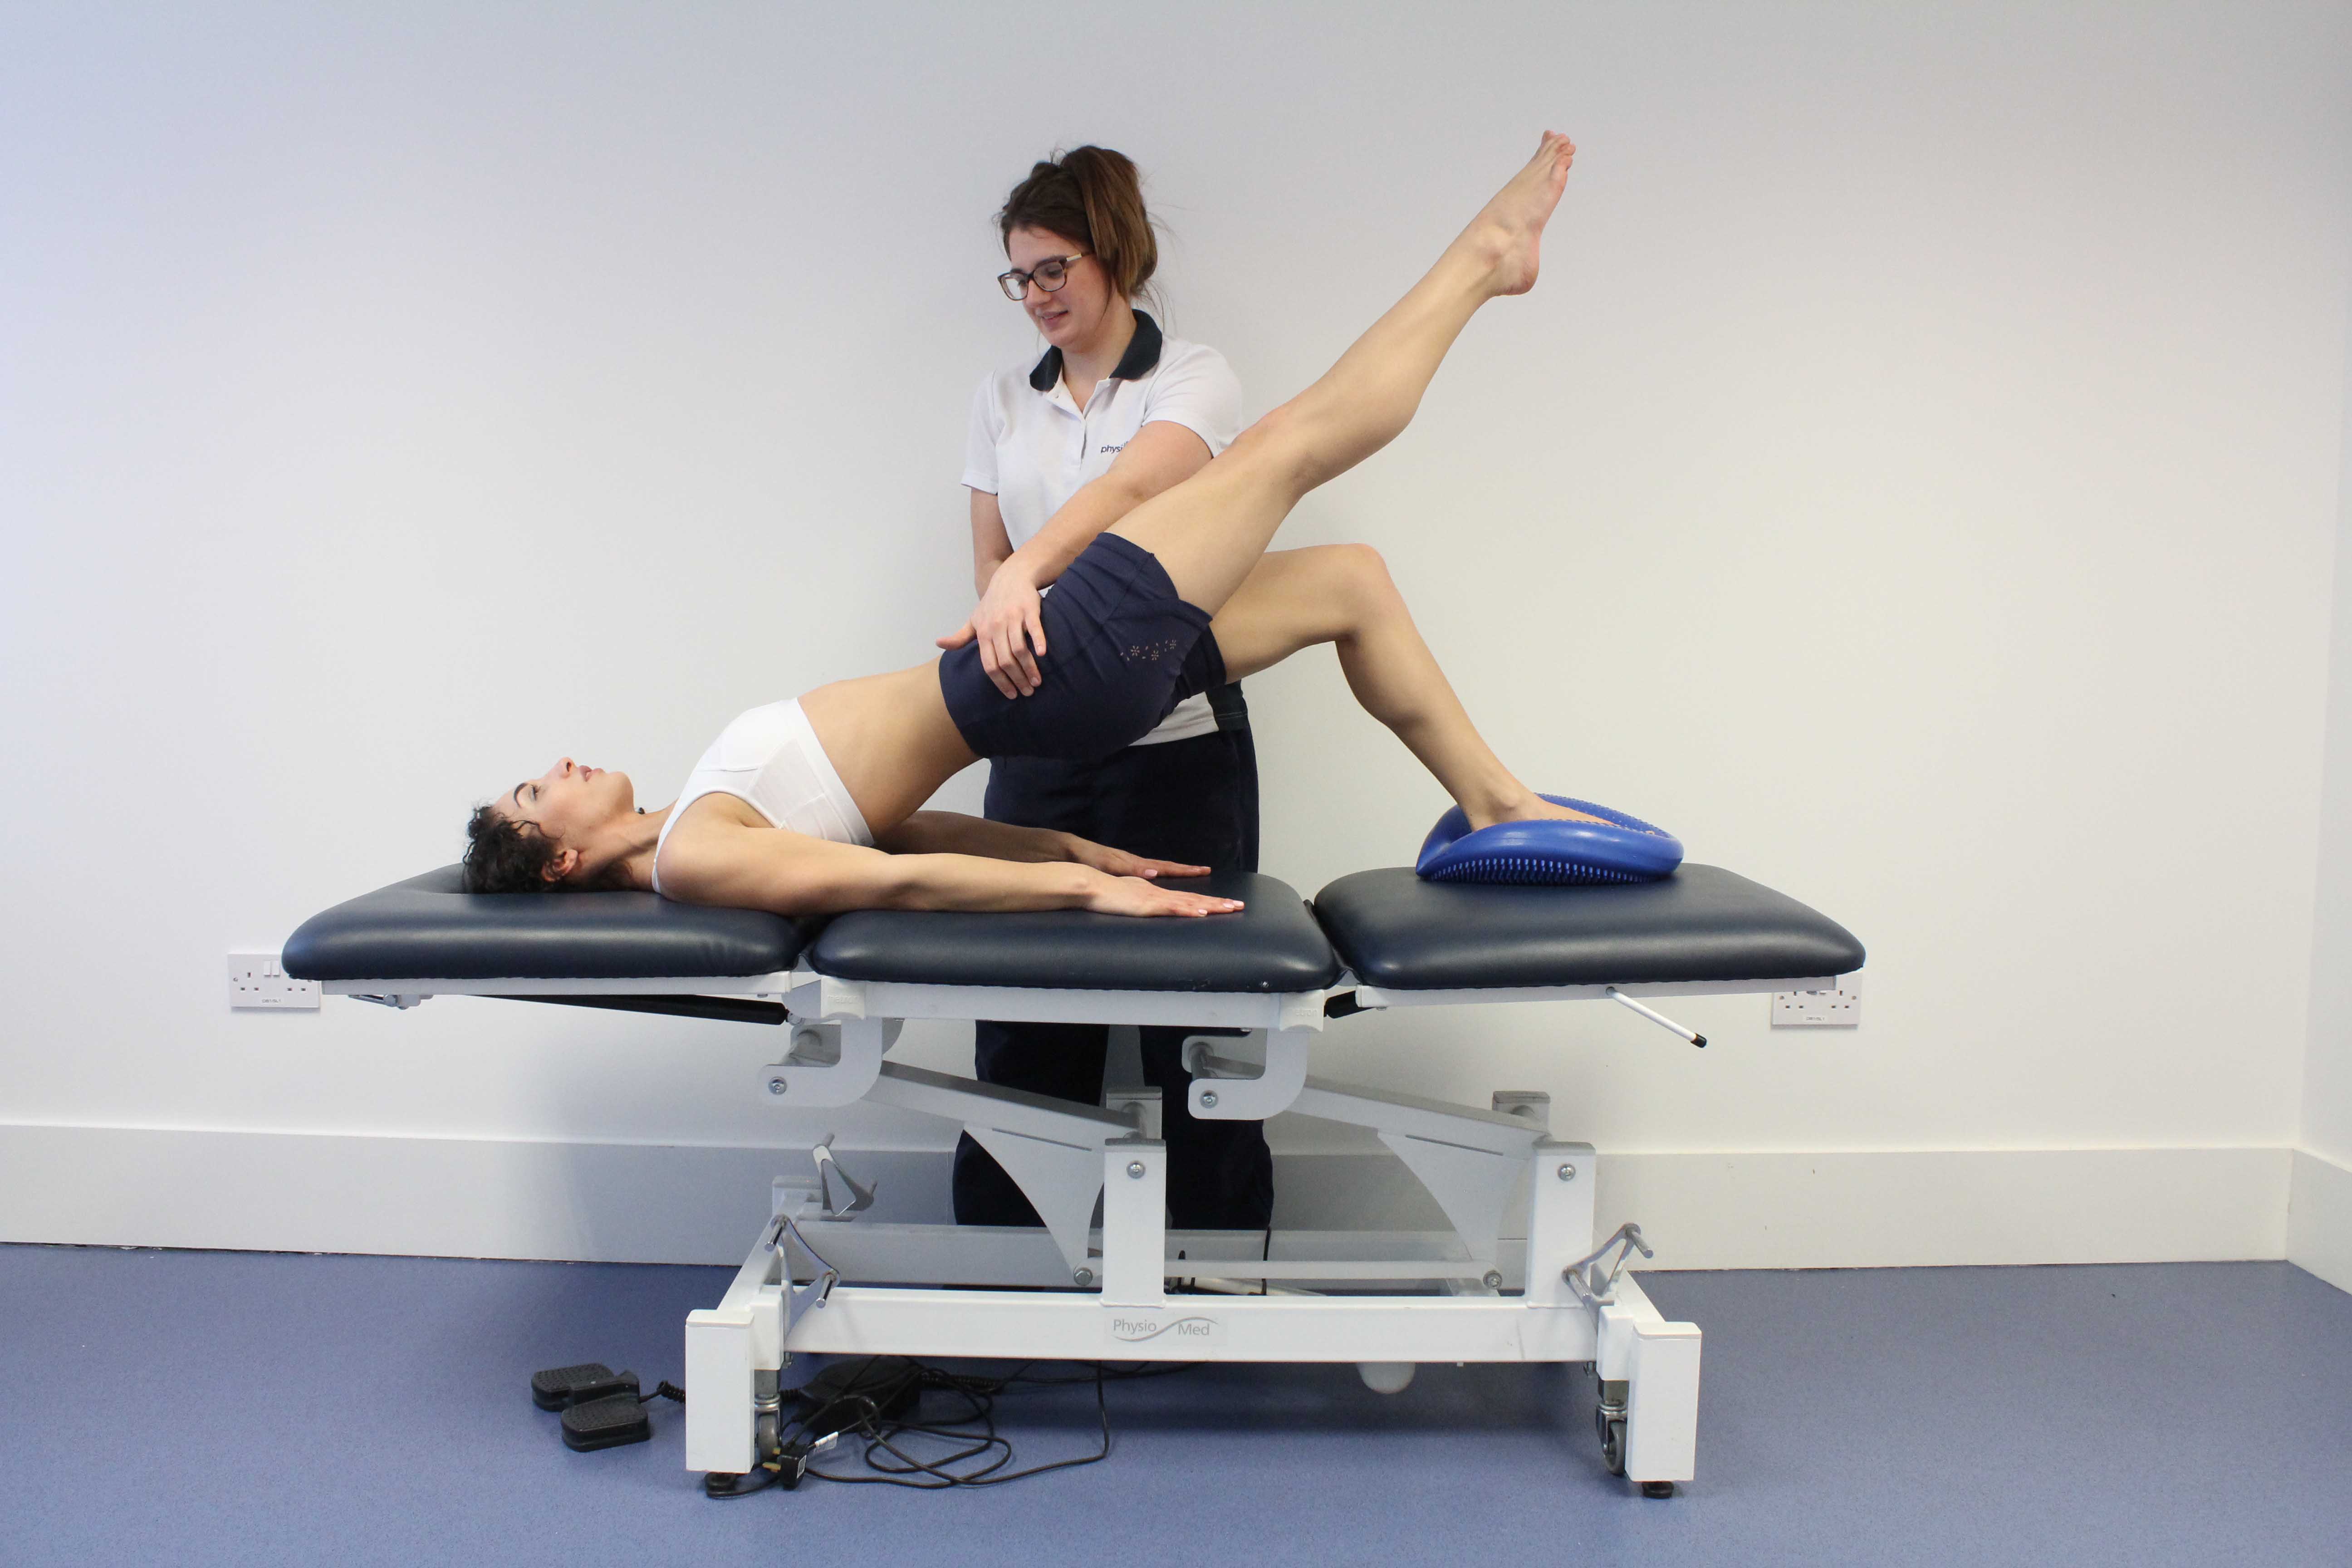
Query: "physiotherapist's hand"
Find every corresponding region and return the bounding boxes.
[1074,866,1245,919]
[1059,834,1213,882]
[935,561,1048,700]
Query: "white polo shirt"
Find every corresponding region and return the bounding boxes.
[963,310,1244,745]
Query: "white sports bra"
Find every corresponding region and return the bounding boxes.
[652,698,873,896]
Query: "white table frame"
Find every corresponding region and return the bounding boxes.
[336,965,1848,1494]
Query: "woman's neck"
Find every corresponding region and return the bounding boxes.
[605,804,671,892]
[1060,298,1135,407]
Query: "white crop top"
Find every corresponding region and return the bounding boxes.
[652,699,874,896]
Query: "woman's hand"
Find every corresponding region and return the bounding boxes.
[1076,866,1245,918]
[1058,834,1212,881]
[936,560,1048,699]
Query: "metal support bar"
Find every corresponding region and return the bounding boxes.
[1287,1075,1550,1152]
[751,1222,1504,1289]
[1350,974,1846,1011]
[755,1016,898,1108]
[1606,987,1706,1048]
[1182,1068,1553,1266]
[786,972,1327,1032]
[485,993,788,1026]
[1525,1141,1597,1308]
[1185,1027,1313,1120]
[1099,1138,1167,1305]
[781,1286,1600,1363]
[333,972,800,1000]
[858,1064,1140,1279]
[865,1062,1138,1141]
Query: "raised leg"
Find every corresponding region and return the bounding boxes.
[1112,131,1576,615]
[1212,544,1600,830]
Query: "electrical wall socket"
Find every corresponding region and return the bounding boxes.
[227,951,320,1010]
[1771,987,1858,1028]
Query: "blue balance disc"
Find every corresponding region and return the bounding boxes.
[1415,795,1684,885]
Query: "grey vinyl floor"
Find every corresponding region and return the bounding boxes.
[2,1245,2346,1566]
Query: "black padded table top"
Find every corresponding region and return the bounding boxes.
[282,866,809,982]
[810,872,1342,993]
[1312,864,1865,990]
[281,863,1863,997]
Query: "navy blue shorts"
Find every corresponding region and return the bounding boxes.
[939,532,1225,762]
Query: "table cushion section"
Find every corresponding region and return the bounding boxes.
[282,865,809,982]
[809,872,1340,993]
[1312,864,1864,990]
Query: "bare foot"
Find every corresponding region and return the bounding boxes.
[1470,794,1612,832]
[1459,130,1576,297]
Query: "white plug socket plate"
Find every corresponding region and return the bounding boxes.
[227,951,321,1010]
[1771,987,1858,1027]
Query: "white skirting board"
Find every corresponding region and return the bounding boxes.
[0,1123,2309,1273]
[2287,1148,2352,1293]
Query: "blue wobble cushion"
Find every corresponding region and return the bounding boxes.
[1415,795,1684,886]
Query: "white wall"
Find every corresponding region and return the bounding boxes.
[2291,270,2352,1290]
[5,1,2349,1266]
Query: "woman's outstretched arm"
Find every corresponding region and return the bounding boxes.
[876,810,1209,882]
[658,820,1240,919]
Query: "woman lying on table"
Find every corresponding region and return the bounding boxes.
[466,133,1599,920]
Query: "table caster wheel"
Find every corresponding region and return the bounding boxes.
[1641,1480,1676,1499]
[1594,1376,1629,1477]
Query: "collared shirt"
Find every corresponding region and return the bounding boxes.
[963,309,1244,745]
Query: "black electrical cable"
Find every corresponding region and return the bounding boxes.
[571,1183,1237,1496]
[806,1362,1107,1488]
[705,1356,1199,1494]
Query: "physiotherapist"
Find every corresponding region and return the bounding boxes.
[939,146,1271,1232]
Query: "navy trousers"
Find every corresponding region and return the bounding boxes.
[951,690,1274,1230]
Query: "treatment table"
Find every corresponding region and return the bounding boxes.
[284,863,1863,1496]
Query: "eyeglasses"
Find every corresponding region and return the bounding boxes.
[997,253,1089,302]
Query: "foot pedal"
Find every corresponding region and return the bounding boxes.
[561,1394,652,1451]
[532,1363,640,1410]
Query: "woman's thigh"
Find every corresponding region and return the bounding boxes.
[1207,544,1376,682]
[1109,419,1310,614]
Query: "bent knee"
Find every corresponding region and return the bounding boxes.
[1328,542,1400,605]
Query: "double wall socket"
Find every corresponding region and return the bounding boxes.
[227,951,320,1010]
[1771,987,1858,1027]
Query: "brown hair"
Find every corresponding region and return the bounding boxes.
[461,804,630,895]
[999,146,1159,308]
